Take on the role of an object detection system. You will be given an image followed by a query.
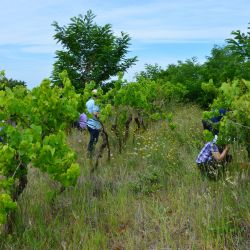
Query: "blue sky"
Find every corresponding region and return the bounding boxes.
[1,0,249,89]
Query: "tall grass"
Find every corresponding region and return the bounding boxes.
[0,104,249,249]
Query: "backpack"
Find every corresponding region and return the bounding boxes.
[78,113,87,129]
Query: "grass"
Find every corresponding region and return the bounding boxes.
[0,103,249,249]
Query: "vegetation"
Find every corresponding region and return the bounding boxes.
[1,18,250,249]
[0,70,26,90]
[204,79,250,157]
[134,25,250,107]
[0,104,249,249]
[226,24,250,61]
[52,10,137,91]
[0,71,80,232]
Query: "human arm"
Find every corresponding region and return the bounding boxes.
[212,145,230,161]
[93,111,99,118]
[93,104,100,119]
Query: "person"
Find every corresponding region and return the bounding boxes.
[202,108,227,135]
[202,107,232,159]
[0,125,4,143]
[86,89,101,156]
[0,119,16,143]
[196,135,230,179]
[75,113,87,131]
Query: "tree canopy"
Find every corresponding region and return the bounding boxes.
[51,10,137,91]
[0,70,26,90]
[226,24,250,61]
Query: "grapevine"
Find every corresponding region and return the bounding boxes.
[0,71,80,231]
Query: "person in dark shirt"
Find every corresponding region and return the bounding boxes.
[202,108,227,135]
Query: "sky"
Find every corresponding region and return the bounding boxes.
[0,0,249,89]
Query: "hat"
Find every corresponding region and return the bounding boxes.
[92,89,98,95]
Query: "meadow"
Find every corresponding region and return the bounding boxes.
[1,104,249,250]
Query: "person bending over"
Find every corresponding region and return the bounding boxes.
[196,135,230,179]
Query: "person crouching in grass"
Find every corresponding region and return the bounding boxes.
[196,135,231,180]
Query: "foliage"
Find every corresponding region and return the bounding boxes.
[131,166,162,195]
[156,58,203,102]
[135,63,163,81]
[204,79,250,156]
[1,22,250,243]
[0,70,26,91]
[202,45,250,85]
[52,10,137,91]
[0,71,80,226]
[139,25,250,107]
[200,79,218,105]
[1,104,249,249]
[226,24,250,61]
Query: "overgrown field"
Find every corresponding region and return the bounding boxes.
[1,104,249,250]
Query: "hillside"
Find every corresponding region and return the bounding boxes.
[1,104,249,250]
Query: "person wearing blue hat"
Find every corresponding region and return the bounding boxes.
[202,108,227,135]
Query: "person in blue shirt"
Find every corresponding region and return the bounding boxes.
[196,135,230,179]
[86,89,101,156]
[202,108,227,135]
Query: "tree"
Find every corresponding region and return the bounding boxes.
[0,70,26,90]
[226,24,250,61]
[202,45,245,85]
[157,58,203,103]
[52,10,137,91]
[135,64,163,81]
[202,25,250,85]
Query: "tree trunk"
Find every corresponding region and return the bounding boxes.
[4,163,27,234]
[91,123,110,173]
[124,114,132,143]
[111,124,122,153]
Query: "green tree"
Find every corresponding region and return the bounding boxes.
[202,46,240,84]
[226,24,250,61]
[135,64,163,81]
[157,58,203,103]
[52,10,137,91]
[0,70,26,90]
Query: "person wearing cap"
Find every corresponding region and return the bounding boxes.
[202,108,227,136]
[86,89,101,156]
[196,135,230,179]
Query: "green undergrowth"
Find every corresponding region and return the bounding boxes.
[1,104,249,249]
